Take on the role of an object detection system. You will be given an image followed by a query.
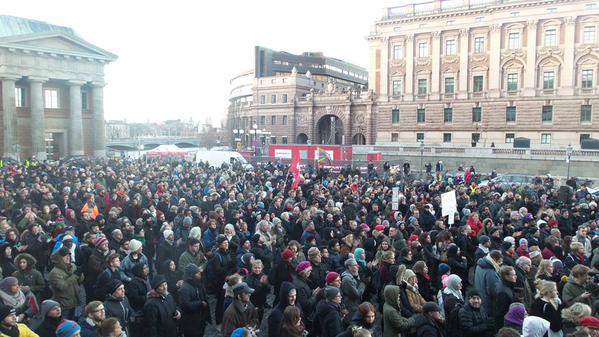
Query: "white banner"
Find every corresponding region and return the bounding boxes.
[441,190,457,217]
[274,149,292,159]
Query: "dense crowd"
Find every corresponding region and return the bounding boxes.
[0,156,598,337]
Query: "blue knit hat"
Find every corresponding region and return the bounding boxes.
[56,320,81,337]
[438,263,451,275]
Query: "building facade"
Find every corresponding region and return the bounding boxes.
[0,15,117,160]
[228,47,373,149]
[370,0,599,147]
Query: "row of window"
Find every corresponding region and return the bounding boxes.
[241,136,288,145]
[239,115,289,127]
[390,132,590,145]
[391,69,595,96]
[391,105,593,124]
[392,26,597,59]
[260,94,288,104]
[14,87,90,110]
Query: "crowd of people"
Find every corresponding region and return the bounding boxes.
[0,156,597,337]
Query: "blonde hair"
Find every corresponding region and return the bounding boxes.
[535,280,557,299]
[562,302,592,323]
[536,259,553,279]
[251,259,263,268]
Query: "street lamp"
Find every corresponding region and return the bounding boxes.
[252,124,258,155]
[566,144,573,180]
[419,140,425,179]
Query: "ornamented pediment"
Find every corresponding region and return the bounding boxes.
[501,49,525,59]
[0,32,117,61]
[537,47,563,58]
[442,55,459,64]
[389,59,405,68]
[389,65,405,76]
[442,55,459,72]
[470,53,489,71]
[575,46,599,64]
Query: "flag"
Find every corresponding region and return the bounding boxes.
[290,151,301,190]
[317,147,332,168]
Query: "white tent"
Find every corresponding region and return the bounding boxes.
[144,144,189,157]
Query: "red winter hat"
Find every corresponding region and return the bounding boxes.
[281,249,295,260]
[375,225,385,232]
[326,272,340,284]
[581,316,599,329]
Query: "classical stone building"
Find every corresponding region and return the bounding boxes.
[228,47,373,148]
[0,15,117,160]
[370,0,599,147]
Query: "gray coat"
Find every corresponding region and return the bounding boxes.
[474,257,501,315]
[341,270,367,317]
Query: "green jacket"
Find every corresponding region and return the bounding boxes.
[562,278,594,307]
[177,250,206,272]
[12,253,45,296]
[383,285,423,337]
[48,252,83,309]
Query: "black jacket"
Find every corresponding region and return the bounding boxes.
[245,273,270,307]
[126,274,151,312]
[492,280,515,329]
[143,290,179,337]
[178,278,210,337]
[314,300,344,337]
[35,316,63,337]
[458,303,493,337]
[103,295,132,331]
[268,282,301,337]
[416,316,447,337]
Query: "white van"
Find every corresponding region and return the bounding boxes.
[194,150,253,170]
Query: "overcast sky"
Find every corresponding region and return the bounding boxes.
[4,0,408,125]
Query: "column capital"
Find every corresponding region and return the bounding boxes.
[27,76,48,83]
[460,28,469,37]
[527,20,538,30]
[565,16,577,26]
[67,79,87,86]
[90,81,106,88]
[0,74,21,81]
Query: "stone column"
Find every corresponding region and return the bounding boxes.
[29,77,48,160]
[1,76,20,159]
[488,24,502,98]
[431,32,441,100]
[405,34,414,101]
[561,16,577,95]
[68,80,85,156]
[458,28,470,99]
[523,20,538,96]
[91,82,106,157]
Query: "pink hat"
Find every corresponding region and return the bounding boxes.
[295,261,312,274]
[326,272,340,284]
[361,224,371,232]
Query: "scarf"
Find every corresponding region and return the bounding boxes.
[354,248,367,268]
[478,244,489,255]
[0,289,25,309]
[442,275,464,301]
[485,254,501,273]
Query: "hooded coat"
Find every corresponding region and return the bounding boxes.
[268,282,300,337]
[126,263,151,312]
[104,293,133,332]
[12,253,45,297]
[382,285,424,337]
[473,256,501,315]
[48,252,82,309]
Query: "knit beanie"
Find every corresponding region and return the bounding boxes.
[326,272,340,284]
[129,239,143,253]
[296,261,312,275]
[324,286,340,301]
[41,300,61,317]
[56,320,81,337]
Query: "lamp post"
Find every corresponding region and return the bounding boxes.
[419,140,425,179]
[252,124,258,155]
[566,144,573,180]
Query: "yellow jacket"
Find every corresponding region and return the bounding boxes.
[0,323,39,337]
